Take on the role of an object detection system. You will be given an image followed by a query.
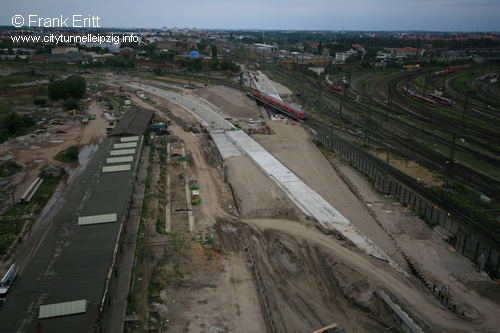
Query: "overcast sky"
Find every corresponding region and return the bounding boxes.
[2,0,499,32]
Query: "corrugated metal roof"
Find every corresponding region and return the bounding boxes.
[107,156,134,164]
[121,136,139,142]
[3,133,144,332]
[113,142,138,149]
[38,299,88,319]
[102,164,132,173]
[108,108,154,137]
[78,213,118,226]
[110,148,136,156]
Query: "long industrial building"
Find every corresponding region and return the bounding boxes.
[0,108,154,332]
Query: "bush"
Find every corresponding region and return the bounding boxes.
[63,97,79,110]
[55,145,80,162]
[0,161,22,177]
[48,75,86,100]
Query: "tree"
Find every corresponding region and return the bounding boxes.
[211,45,218,59]
[143,43,158,58]
[345,54,357,64]
[63,97,78,110]
[159,50,177,62]
[193,58,203,71]
[48,75,86,100]
[363,47,378,62]
[302,42,312,53]
[48,81,67,100]
[197,38,210,52]
[210,58,219,70]
[153,68,164,76]
[220,59,239,72]
[0,112,35,136]
[65,75,86,99]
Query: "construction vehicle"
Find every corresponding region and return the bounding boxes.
[0,264,19,306]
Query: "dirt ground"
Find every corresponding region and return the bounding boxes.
[2,78,500,333]
[120,82,500,333]
[0,98,110,212]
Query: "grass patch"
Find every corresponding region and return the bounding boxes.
[0,161,22,177]
[54,145,79,162]
[0,169,65,255]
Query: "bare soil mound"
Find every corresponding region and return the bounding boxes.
[238,221,398,332]
[224,155,301,220]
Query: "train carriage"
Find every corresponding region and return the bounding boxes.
[324,75,342,92]
[427,93,452,106]
[250,90,307,120]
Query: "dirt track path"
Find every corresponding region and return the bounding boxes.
[111,82,500,332]
[245,218,500,333]
[128,92,269,332]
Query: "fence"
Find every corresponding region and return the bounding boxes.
[316,131,499,278]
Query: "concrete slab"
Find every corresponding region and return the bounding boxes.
[211,133,244,159]
[126,80,401,272]
[126,82,235,131]
[223,130,397,265]
[253,71,282,100]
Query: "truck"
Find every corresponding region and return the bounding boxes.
[150,123,170,135]
[0,264,19,306]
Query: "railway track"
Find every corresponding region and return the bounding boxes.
[309,119,500,248]
[145,67,500,262]
[263,66,499,200]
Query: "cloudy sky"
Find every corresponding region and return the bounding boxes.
[2,0,499,32]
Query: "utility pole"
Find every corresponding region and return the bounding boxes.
[484,83,491,112]
[11,192,18,233]
[364,94,372,145]
[385,90,392,121]
[339,94,344,120]
[431,105,437,145]
[445,133,457,189]
[384,145,391,180]
[462,94,468,122]
[348,63,352,85]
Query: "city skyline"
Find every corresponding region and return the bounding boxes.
[2,0,499,32]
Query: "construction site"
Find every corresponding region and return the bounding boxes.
[112,74,500,333]
[1,71,499,333]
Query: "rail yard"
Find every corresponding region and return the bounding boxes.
[0,43,499,333]
[265,64,499,225]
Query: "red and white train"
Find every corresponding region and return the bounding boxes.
[250,90,307,120]
[433,64,471,78]
[324,75,342,92]
[426,92,452,106]
[401,86,437,107]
